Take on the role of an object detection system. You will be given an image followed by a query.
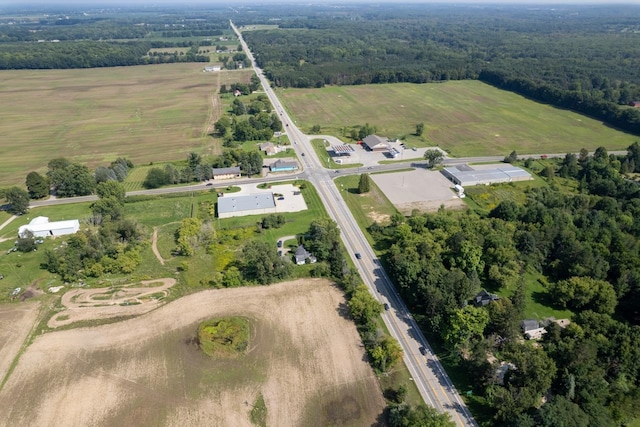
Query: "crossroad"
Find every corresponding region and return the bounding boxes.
[231,21,476,426]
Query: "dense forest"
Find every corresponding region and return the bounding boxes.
[369,145,640,425]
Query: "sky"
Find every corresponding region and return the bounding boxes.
[5,0,640,5]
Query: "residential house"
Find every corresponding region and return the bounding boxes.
[473,289,500,307]
[211,166,241,180]
[259,142,286,156]
[294,245,317,265]
[521,319,546,340]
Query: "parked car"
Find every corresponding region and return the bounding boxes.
[277,196,285,200]
[277,241,283,248]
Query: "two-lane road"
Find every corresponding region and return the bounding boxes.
[232,21,476,426]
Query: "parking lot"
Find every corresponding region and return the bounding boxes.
[371,168,465,213]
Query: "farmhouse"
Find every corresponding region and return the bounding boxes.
[294,245,317,265]
[212,166,241,180]
[18,216,79,238]
[441,164,532,186]
[362,135,390,152]
[270,159,298,172]
[217,193,276,219]
[259,142,286,156]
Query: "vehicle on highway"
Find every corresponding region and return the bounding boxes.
[355,252,362,259]
[205,182,213,186]
[419,346,427,355]
[301,153,305,156]
[384,303,390,311]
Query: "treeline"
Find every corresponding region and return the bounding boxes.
[372,144,640,424]
[241,4,640,134]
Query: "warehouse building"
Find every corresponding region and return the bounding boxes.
[441,164,532,186]
[217,193,276,219]
[18,216,80,238]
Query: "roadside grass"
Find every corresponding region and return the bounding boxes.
[0,64,253,187]
[277,81,637,157]
[334,175,398,246]
[310,139,362,169]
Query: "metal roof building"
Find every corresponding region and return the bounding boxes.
[18,216,80,238]
[217,193,276,219]
[330,145,355,155]
[442,164,532,186]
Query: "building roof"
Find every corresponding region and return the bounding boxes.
[18,216,80,236]
[331,145,355,154]
[521,319,540,332]
[362,134,389,149]
[474,289,500,306]
[271,159,298,170]
[259,142,274,150]
[212,166,241,176]
[218,193,275,215]
[443,165,531,185]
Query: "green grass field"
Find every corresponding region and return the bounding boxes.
[0,64,254,187]
[277,81,638,157]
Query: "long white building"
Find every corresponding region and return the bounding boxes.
[18,216,80,238]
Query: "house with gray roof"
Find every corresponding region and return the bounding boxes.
[294,245,317,265]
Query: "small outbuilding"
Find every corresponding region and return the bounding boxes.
[18,216,80,238]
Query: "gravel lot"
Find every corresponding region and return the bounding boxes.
[371,168,466,213]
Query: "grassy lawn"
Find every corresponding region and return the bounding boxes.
[463,176,547,213]
[277,81,637,157]
[334,175,398,246]
[0,64,254,187]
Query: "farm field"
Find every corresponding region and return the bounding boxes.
[0,279,385,427]
[0,64,254,187]
[277,81,638,157]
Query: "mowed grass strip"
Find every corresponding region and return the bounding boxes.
[0,64,253,187]
[277,81,638,157]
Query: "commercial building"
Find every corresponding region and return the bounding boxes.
[362,135,390,151]
[269,159,298,172]
[217,193,276,219]
[441,164,532,186]
[212,167,242,180]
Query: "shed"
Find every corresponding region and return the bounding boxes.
[18,216,80,238]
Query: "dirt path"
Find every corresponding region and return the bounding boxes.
[0,215,18,241]
[48,278,176,328]
[1,279,385,426]
[151,227,165,265]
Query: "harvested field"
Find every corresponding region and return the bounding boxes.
[0,302,40,384]
[0,279,385,426]
[0,64,254,187]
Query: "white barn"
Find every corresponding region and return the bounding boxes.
[18,216,80,238]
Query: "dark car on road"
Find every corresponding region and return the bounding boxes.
[355,253,362,260]
[383,303,390,311]
[419,346,427,356]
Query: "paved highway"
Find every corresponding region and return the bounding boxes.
[231,21,476,426]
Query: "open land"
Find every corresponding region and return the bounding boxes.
[0,302,40,385]
[0,64,254,187]
[0,279,385,427]
[277,81,637,157]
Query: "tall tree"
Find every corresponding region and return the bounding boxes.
[424,149,444,168]
[25,171,49,199]
[358,173,371,194]
[416,122,425,136]
[4,187,30,214]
